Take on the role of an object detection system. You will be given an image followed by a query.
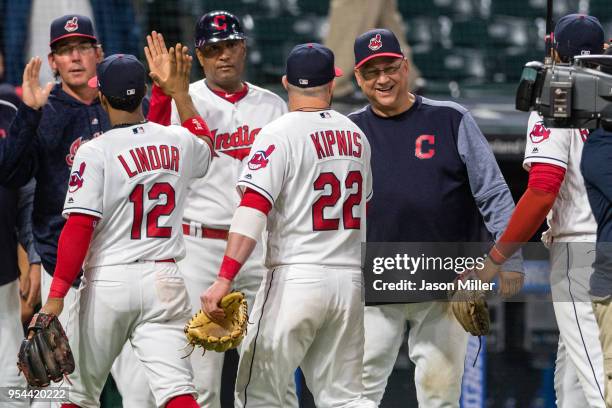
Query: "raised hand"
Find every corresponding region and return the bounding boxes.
[22,58,54,110]
[146,40,192,98]
[144,31,171,88]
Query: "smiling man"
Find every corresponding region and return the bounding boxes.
[348,28,523,407]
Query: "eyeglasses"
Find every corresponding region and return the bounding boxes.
[360,60,404,81]
[53,42,96,56]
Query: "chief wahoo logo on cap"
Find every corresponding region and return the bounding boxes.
[368,34,382,51]
[64,16,79,32]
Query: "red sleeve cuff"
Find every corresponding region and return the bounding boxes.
[49,279,72,299]
[240,188,272,215]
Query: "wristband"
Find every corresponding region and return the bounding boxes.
[488,245,507,266]
[218,256,242,281]
[48,278,72,299]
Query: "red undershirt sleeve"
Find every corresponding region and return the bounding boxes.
[239,188,272,215]
[147,85,172,125]
[48,213,98,299]
[489,163,565,263]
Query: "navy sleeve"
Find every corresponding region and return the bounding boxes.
[457,111,524,273]
[0,104,42,187]
[16,178,40,264]
[581,131,612,204]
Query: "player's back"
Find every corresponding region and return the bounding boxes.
[239,110,372,269]
[63,121,211,267]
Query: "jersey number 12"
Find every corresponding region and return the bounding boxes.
[129,182,176,239]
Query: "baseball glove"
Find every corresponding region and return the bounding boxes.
[17,313,75,387]
[184,291,248,354]
[448,276,490,337]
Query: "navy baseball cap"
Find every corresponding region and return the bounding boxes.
[50,15,97,47]
[286,43,342,88]
[554,14,604,59]
[88,54,146,101]
[354,29,403,69]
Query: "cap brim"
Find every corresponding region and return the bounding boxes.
[355,52,403,69]
[335,67,343,77]
[87,76,98,89]
[50,33,97,46]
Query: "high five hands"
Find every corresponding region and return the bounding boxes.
[145,31,192,99]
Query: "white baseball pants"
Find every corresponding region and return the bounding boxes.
[362,302,469,407]
[179,233,297,408]
[234,265,376,408]
[63,262,196,408]
[35,268,156,408]
[550,243,605,408]
[0,279,28,408]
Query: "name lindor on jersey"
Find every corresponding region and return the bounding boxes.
[117,144,180,179]
[310,129,363,159]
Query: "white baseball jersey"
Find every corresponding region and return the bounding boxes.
[171,80,287,228]
[523,111,596,241]
[237,110,372,268]
[63,121,212,267]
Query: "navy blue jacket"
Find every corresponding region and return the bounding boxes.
[0,85,38,286]
[0,84,109,275]
[349,96,522,271]
[581,128,612,298]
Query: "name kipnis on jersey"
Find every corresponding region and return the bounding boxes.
[310,129,363,159]
[117,144,180,179]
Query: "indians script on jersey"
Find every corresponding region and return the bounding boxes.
[212,125,261,161]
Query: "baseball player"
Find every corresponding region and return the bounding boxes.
[39,47,213,408]
[348,29,523,407]
[146,11,290,407]
[0,15,155,407]
[480,14,606,408]
[202,42,375,408]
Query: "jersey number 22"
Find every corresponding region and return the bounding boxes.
[312,170,362,231]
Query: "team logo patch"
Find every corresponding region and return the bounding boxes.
[68,162,86,193]
[64,17,79,32]
[368,34,382,51]
[529,121,551,144]
[248,145,275,170]
[132,126,145,134]
[66,137,83,167]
